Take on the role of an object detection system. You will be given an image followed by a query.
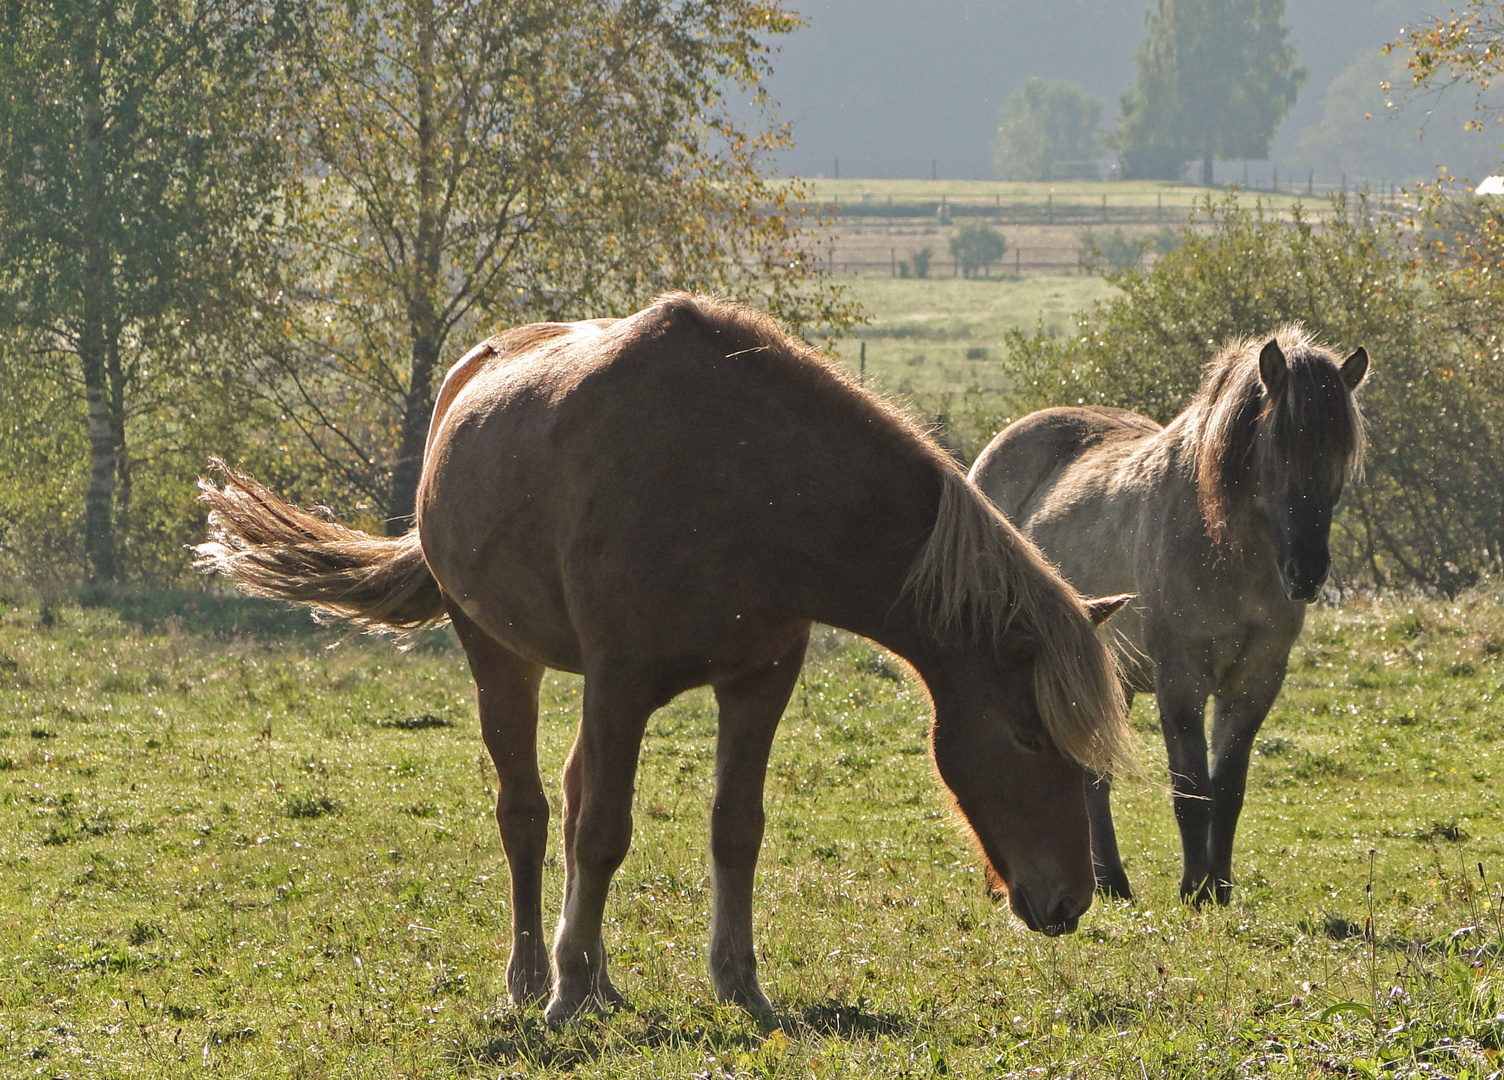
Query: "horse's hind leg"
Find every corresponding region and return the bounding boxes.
[709,631,809,1015]
[449,606,550,1005]
[1207,676,1284,905]
[547,662,656,1023]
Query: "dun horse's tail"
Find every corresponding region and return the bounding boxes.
[194,458,447,633]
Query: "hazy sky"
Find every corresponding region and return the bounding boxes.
[755,0,1456,180]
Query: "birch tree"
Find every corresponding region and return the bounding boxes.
[0,0,291,581]
[259,0,856,530]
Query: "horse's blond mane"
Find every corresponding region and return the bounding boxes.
[902,468,1133,775]
[1187,325,1366,545]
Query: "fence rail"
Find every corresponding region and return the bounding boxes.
[828,252,1087,277]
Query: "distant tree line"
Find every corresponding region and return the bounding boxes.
[0,0,858,588]
[994,0,1305,184]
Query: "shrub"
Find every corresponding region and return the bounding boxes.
[948,224,1007,278]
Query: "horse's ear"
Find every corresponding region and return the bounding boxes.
[1084,593,1134,627]
[1258,339,1289,398]
[1340,347,1369,390]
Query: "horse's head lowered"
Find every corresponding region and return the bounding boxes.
[1195,330,1368,603]
[903,472,1134,934]
[926,593,1131,936]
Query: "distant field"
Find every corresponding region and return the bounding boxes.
[1,589,1501,1077]
[823,275,1117,457]
[797,178,1320,215]
[798,178,1355,279]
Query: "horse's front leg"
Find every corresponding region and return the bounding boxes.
[1207,672,1285,905]
[709,631,809,1015]
[1086,693,1134,900]
[1155,666,1214,904]
[449,606,551,1006]
[546,663,655,1023]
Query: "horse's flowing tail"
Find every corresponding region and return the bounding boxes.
[194,458,447,633]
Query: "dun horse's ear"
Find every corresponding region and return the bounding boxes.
[1085,593,1134,627]
[1258,339,1289,398]
[1340,347,1369,390]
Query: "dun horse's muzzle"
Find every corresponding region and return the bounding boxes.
[1280,555,1329,604]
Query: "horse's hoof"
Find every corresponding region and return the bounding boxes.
[715,981,774,1018]
[1095,876,1133,901]
[543,981,628,1024]
[542,994,580,1025]
[507,957,552,1007]
[1179,880,1215,907]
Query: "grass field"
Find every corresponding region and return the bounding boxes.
[828,276,1115,399]
[1,587,1502,1078]
[820,275,1117,460]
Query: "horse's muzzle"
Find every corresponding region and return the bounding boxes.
[1008,885,1089,936]
[1281,557,1329,604]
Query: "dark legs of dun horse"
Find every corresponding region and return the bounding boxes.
[449,606,552,1004]
[708,631,808,1014]
[1090,662,1284,906]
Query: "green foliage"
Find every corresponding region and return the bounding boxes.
[0,0,293,580]
[1076,226,1183,273]
[1290,49,1500,184]
[1,592,1502,1076]
[0,0,860,579]
[1114,0,1307,183]
[996,192,1504,592]
[946,223,1007,278]
[255,0,858,527]
[910,247,932,279]
[993,77,1103,182]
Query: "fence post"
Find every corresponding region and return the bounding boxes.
[1015,248,1021,278]
[890,247,896,278]
[1102,194,1107,223]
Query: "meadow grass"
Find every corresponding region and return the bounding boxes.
[827,276,1115,403]
[1,587,1502,1078]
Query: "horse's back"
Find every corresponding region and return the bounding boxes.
[970,406,1160,523]
[417,295,936,677]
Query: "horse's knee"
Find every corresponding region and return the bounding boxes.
[496,787,549,847]
[710,802,764,867]
[575,813,633,875]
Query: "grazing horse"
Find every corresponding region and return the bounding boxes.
[970,328,1367,905]
[198,294,1131,1021]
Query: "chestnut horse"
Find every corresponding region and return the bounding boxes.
[198,294,1130,1020]
[970,328,1367,905]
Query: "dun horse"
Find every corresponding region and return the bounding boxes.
[970,328,1367,905]
[198,294,1131,1020]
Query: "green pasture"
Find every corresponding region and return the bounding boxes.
[827,276,1115,406]
[0,588,1501,1078]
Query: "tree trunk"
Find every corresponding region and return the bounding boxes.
[386,4,444,533]
[80,240,118,583]
[78,22,119,583]
[1201,151,1214,187]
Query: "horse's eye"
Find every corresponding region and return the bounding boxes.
[1011,729,1045,755]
